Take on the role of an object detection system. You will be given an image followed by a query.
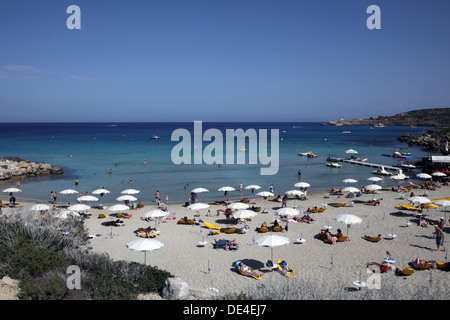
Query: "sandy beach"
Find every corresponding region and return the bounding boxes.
[1,183,449,299]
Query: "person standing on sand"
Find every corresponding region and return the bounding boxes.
[433,225,446,252]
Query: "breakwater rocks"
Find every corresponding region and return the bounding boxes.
[0,157,64,181]
[397,130,450,154]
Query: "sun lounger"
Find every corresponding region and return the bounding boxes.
[362,236,382,242]
[178,218,199,225]
[277,259,296,278]
[257,226,269,233]
[436,261,450,271]
[213,239,239,250]
[396,267,414,276]
[203,221,222,230]
[235,260,262,279]
[272,226,282,232]
[308,207,325,213]
[409,261,433,270]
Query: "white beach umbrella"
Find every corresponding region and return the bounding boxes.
[342,187,360,193]
[285,190,305,196]
[191,188,209,193]
[245,185,261,190]
[343,179,358,184]
[434,200,450,221]
[294,182,310,188]
[434,200,450,207]
[116,195,137,202]
[408,196,431,204]
[416,173,432,179]
[256,191,274,198]
[143,209,169,226]
[121,189,140,195]
[218,186,235,192]
[227,202,249,210]
[367,177,383,182]
[345,149,358,154]
[431,172,446,177]
[55,210,80,219]
[365,184,382,191]
[68,204,91,212]
[108,204,129,212]
[232,209,257,219]
[60,189,78,195]
[92,188,110,195]
[254,235,289,265]
[276,207,300,217]
[334,214,362,238]
[77,195,99,202]
[30,204,50,211]
[143,209,168,219]
[187,203,210,211]
[2,188,22,193]
[126,238,164,264]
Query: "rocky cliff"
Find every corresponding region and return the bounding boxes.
[0,157,64,182]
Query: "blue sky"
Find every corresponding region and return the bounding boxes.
[0,0,449,122]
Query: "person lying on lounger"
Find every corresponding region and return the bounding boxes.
[239,262,262,277]
[363,234,384,241]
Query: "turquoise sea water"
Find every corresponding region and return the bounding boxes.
[0,122,433,205]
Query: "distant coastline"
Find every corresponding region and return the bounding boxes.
[322,107,450,154]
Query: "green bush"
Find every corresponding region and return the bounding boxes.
[19,273,67,300]
[0,211,173,300]
[6,240,68,279]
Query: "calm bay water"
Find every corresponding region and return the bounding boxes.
[0,122,432,205]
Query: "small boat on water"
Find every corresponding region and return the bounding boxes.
[151,135,161,139]
[393,161,417,170]
[342,131,351,134]
[298,151,312,156]
[326,162,342,168]
[373,166,392,176]
[307,153,318,158]
[382,152,412,159]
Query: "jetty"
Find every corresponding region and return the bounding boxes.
[326,157,403,171]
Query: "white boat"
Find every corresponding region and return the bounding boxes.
[372,166,392,176]
[151,135,161,139]
[326,162,342,168]
[342,131,351,134]
[390,169,410,180]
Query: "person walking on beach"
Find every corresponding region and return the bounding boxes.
[433,225,446,252]
[269,184,274,194]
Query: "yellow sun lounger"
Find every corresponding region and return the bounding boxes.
[277,260,296,278]
[436,261,450,271]
[362,236,382,242]
[203,221,222,230]
[396,267,414,276]
[411,262,433,270]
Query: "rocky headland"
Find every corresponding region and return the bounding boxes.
[0,157,64,182]
[322,108,450,154]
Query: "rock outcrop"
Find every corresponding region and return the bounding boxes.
[397,130,450,154]
[0,157,64,181]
